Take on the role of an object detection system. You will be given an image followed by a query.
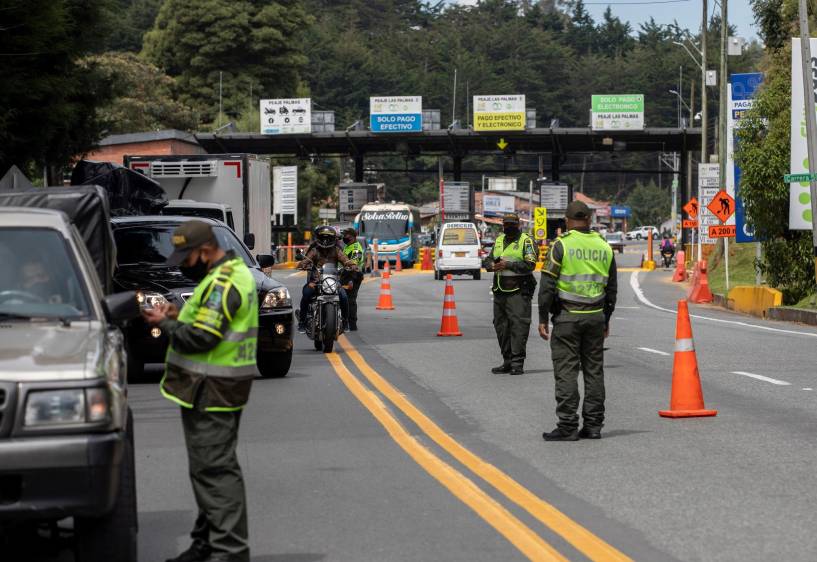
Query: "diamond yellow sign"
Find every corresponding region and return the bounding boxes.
[534,207,547,241]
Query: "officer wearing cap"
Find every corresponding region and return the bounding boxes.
[341,228,365,331]
[483,212,538,376]
[142,220,258,562]
[538,201,617,441]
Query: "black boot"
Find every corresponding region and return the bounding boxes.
[578,427,602,439]
[491,364,512,374]
[166,541,212,562]
[542,428,579,441]
[349,321,358,331]
[509,367,524,375]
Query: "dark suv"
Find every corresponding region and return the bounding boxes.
[111,216,293,378]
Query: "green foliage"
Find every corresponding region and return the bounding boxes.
[84,52,198,133]
[102,0,164,52]
[143,0,312,124]
[0,0,115,176]
[625,180,671,227]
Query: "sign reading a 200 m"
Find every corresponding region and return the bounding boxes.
[260,98,311,135]
[370,96,423,133]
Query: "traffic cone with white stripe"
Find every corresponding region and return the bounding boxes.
[375,266,395,310]
[437,274,462,337]
[659,300,717,418]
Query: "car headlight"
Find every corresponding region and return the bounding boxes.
[24,388,110,427]
[261,287,291,308]
[136,290,168,310]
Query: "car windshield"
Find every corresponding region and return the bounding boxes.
[442,227,478,245]
[114,224,254,267]
[0,228,91,320]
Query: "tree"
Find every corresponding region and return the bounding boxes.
[625,180,671,227]
[102,0,164,52]
[85,52,198,134]
[143,0,312,124]
[0,0,114,180]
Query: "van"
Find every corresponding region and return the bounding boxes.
[434,222,482,280]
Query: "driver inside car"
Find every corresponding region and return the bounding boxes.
[297,226,356,333]
[21,257,64,304]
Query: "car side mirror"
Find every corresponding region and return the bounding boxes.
[243,232,256,250]
[103,291,141,325]
[257,254,275,268]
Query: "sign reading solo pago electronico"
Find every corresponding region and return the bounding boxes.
[591,94,644,131]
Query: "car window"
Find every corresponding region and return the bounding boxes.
[114,224,255,267]
[441,227,478,245]
[0,228,91,319]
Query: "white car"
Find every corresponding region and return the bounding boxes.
[434,222,482,280]
[626,226,659,240]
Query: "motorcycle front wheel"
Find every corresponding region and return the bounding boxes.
[322,305,337,353]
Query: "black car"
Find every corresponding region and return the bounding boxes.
[111,216,293,378]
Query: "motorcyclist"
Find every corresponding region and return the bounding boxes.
[660,234,675,267]
[297,226,356,333]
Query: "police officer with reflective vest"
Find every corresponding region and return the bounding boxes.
[341,227,365,331]
[538,201,617,441]
[483,213,538,376]
[143,220,258,562]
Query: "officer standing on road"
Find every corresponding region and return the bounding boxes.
[143,220,258,562]
[538,201,617,441]
[484,213,538,376]
[341,227,365,331]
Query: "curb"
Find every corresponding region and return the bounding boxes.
[767,307,817,326]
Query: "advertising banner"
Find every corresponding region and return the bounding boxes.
[473,95,525,131]
[729,73,763,242]
[370,96,422,133]
[790,38,816,229]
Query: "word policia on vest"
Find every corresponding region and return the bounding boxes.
[566,247,612,263]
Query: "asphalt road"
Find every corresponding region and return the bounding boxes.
[16,240,817,561]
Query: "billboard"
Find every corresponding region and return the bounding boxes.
[473,95,525,132]
[370,96,422,132]
[729,72,763,242]
[790,38,815,230]
[591,94,644,131]
[261,98,311,135]
[483,195,515,217]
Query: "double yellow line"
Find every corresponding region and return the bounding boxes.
[326,336,632,562]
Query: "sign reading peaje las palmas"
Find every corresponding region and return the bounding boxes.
[473,95,526,132]
[370,96,423,133]
[260,98,311,135]
[591,94,644,131]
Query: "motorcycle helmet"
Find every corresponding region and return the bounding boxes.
[315,225,338,249]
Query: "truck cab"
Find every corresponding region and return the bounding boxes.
[161,199,235,231]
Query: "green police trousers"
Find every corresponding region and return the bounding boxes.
[182,407,249,561]
[550,313,606,430]
[493,291,532,369]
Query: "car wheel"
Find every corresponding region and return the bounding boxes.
[636,234,642,240]
[258,350,292,378]
[473,270,481,280]
[75,427,137,562]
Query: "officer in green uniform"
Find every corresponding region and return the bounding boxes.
[538,202,617,441]
[341,227,365,331]
[143,221,259,562]
[483,213,538,375]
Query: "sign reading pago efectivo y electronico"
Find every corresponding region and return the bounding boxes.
[370,96,422,133]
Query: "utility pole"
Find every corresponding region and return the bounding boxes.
[701,0,708,165]
[798,0,817,284]
[718,0,728,179]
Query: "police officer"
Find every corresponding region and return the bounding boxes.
[341,227,365,331]
[143,221,258,562]
[538,201,617,441]
[484,213,538,376]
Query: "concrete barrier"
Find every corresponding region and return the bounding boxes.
[767,306,817,325]
[727,286,783,318]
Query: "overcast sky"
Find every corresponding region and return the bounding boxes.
[447,1,757,41]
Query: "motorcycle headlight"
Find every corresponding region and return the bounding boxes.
[24,388,110,427]
[321,277,339,295]
[136,290,168,310]
[262,287,291,308]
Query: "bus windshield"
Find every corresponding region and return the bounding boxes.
[359,210,410,241]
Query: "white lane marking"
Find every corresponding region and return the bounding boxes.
[803,388,814,391]
[731,371,792,386]
[628,271,817,339]
[636,347,671,356]
[287,271,304,278]
[617,306,641,309]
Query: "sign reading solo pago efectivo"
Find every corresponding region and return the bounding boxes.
[370,96,423,133]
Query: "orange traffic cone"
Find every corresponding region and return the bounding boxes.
[688,260,713,303]
[421,247,433,271]
[437,274,462,337]
[672,250,688,282]
[395,255,403,272]
[659,300,717,418]
[376,267,395,310]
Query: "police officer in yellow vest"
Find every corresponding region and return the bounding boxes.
[538,201,617,441]
[341,228,365,331]
[143,220,259,562]
[484,213,538,375]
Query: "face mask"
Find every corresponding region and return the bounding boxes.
[180,257,209,282]
[503,226,519,236]
[343,236,355,245]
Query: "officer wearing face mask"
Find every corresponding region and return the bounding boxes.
[143,220,259,562]
[340,228,365,331]
[483,213,538,376]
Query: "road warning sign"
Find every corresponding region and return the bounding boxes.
[683,197,699,219]
[708,224,736,238]
[682,219,698,229]
[706,190,735,223]
[533,207,547,241]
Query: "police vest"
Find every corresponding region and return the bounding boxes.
[343,241,365,268]
[491,233,534,293]
[161,257,259,411]
[556,231,613,313]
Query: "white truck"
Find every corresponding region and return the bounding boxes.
[125,154,272,255]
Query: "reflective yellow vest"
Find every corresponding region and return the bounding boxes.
[556,231,613,313]
[491,233,535,293]
[343,241,365,268]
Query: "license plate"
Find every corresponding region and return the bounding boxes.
[454,252,466,257]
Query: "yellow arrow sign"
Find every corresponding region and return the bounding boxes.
[497,138,508,150]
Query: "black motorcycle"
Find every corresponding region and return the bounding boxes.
[299,261,346,353]
[661,249,675,269]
